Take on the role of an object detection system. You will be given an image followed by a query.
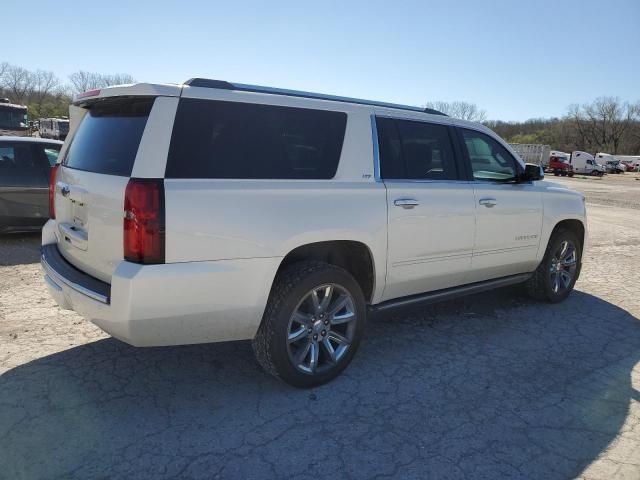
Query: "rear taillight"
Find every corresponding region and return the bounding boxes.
[123,178,165,264]
[49,164,60,219]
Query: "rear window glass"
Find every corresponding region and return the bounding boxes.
[166,99,347,179]
[63,98,153,176]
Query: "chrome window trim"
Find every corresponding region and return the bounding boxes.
[382,179,474,185]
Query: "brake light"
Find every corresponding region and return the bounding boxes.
[49,164,60,219]
[76,89,101,99]
[123,178,165,264]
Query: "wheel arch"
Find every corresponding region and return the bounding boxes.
[275,240,377,303]
[551,219,586,250]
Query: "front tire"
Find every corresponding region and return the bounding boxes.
[526,229,582,303]
[253,261,366,388]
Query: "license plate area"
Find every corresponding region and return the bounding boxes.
[71,199,88,229]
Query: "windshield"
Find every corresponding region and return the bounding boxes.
[0,105,28,130]
[58,121,69,133]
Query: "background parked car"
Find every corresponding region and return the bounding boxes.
[618,156,640,172]
[0,136,62,233]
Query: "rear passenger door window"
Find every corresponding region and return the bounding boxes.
[460,129,520,182]
[376,117,458,181]
[166,99,347,179]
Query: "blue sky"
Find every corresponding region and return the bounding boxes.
[5,0,639,121]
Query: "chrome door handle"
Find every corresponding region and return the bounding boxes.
[394,198,419,209]
[479,198,497,208]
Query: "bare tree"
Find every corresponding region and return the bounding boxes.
[568,97,640,154]
[2,64,33,104]
[424,100,487,122]
[30,70,60,112]
[68,71,136,93]
[103,73,135,86]
[0,62,9,84]
[68,71,102,93]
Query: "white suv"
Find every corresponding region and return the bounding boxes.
[42,79,587,387]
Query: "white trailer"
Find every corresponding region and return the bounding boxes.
[508,143,551,166]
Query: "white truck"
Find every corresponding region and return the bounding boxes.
[570,151,605,176]
[41,79,587,387]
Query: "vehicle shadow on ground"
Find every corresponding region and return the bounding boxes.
[0,232,41,266]
[1,289,638,479]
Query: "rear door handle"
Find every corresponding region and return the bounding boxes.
[479,198,497,208]
[394,198,419,209]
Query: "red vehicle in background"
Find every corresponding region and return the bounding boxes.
[548,151,574,177]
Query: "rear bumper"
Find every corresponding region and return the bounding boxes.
[42,244,110,304]
[41,223,281,347]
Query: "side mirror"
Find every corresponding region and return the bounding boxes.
[521,163,544,182]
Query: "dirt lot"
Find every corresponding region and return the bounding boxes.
[1,174,639,480]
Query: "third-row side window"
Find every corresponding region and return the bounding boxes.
[376,117,458,181]
[166,99,347,179]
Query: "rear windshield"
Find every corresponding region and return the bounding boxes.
[165,99,347,179]
[63,98,154,176]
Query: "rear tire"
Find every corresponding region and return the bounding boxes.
[526,229,582,303]
[253,261,366,388]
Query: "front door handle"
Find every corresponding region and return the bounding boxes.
[479,198,497,208]
[394,198,419,209]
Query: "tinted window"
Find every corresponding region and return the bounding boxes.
[0,142,50,183]
[461,129,519,181]
[63,98,153,176]
[166,99,347,179]
[377,117,458,180]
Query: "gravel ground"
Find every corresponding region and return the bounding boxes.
[0,175,639,480]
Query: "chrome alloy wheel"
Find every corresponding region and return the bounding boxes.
[549,240,578,294]
[286,284,357,374]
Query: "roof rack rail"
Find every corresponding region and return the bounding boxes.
[184,78,447,116]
